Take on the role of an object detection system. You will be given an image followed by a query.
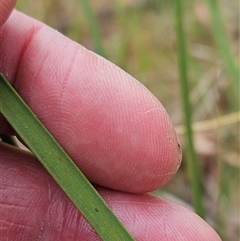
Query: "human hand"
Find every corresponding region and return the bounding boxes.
[0,1,221,240]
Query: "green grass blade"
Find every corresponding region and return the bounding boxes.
[78,0,106,57]
[174,1,205,218]
[205,0,239,99]
[0,73,134,241]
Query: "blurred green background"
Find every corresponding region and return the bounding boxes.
[15,0,239,240]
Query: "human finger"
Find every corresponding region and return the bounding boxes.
[0,10,181,193]
[0,143,221,241]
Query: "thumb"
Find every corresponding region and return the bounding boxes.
[0,0,16,27]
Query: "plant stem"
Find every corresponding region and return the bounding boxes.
[0,73,134,241]
[79,0,106,57]
[205,0,239,107]
[174,0,205,218]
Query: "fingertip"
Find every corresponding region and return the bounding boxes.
[0,10,182,193]
[98,189,222,241]
[0,146,220,241]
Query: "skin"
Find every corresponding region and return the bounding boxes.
[0,0,221,240]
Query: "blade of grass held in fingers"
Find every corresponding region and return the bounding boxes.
[0,73,135,241]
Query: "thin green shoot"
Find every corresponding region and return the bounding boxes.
[0,73,134,241]
[174,0,205,218]
[78,0,106,57]
[205,0,239,105]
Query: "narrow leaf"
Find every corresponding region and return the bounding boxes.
[78,0,106,57]
[174,1,205,218]
[205,0,239,100]
[0,73,134,241]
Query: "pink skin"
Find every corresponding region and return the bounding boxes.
[0,0,15,26]
[0,10,181,193]
[0,1,221,240]
[1,143,220,241]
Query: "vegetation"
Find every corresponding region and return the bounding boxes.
[11,0,240,240]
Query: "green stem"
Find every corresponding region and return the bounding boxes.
[0,73,134,241]
[205,0,239,105]
[174,0,205,218]
[79,0,106,57]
